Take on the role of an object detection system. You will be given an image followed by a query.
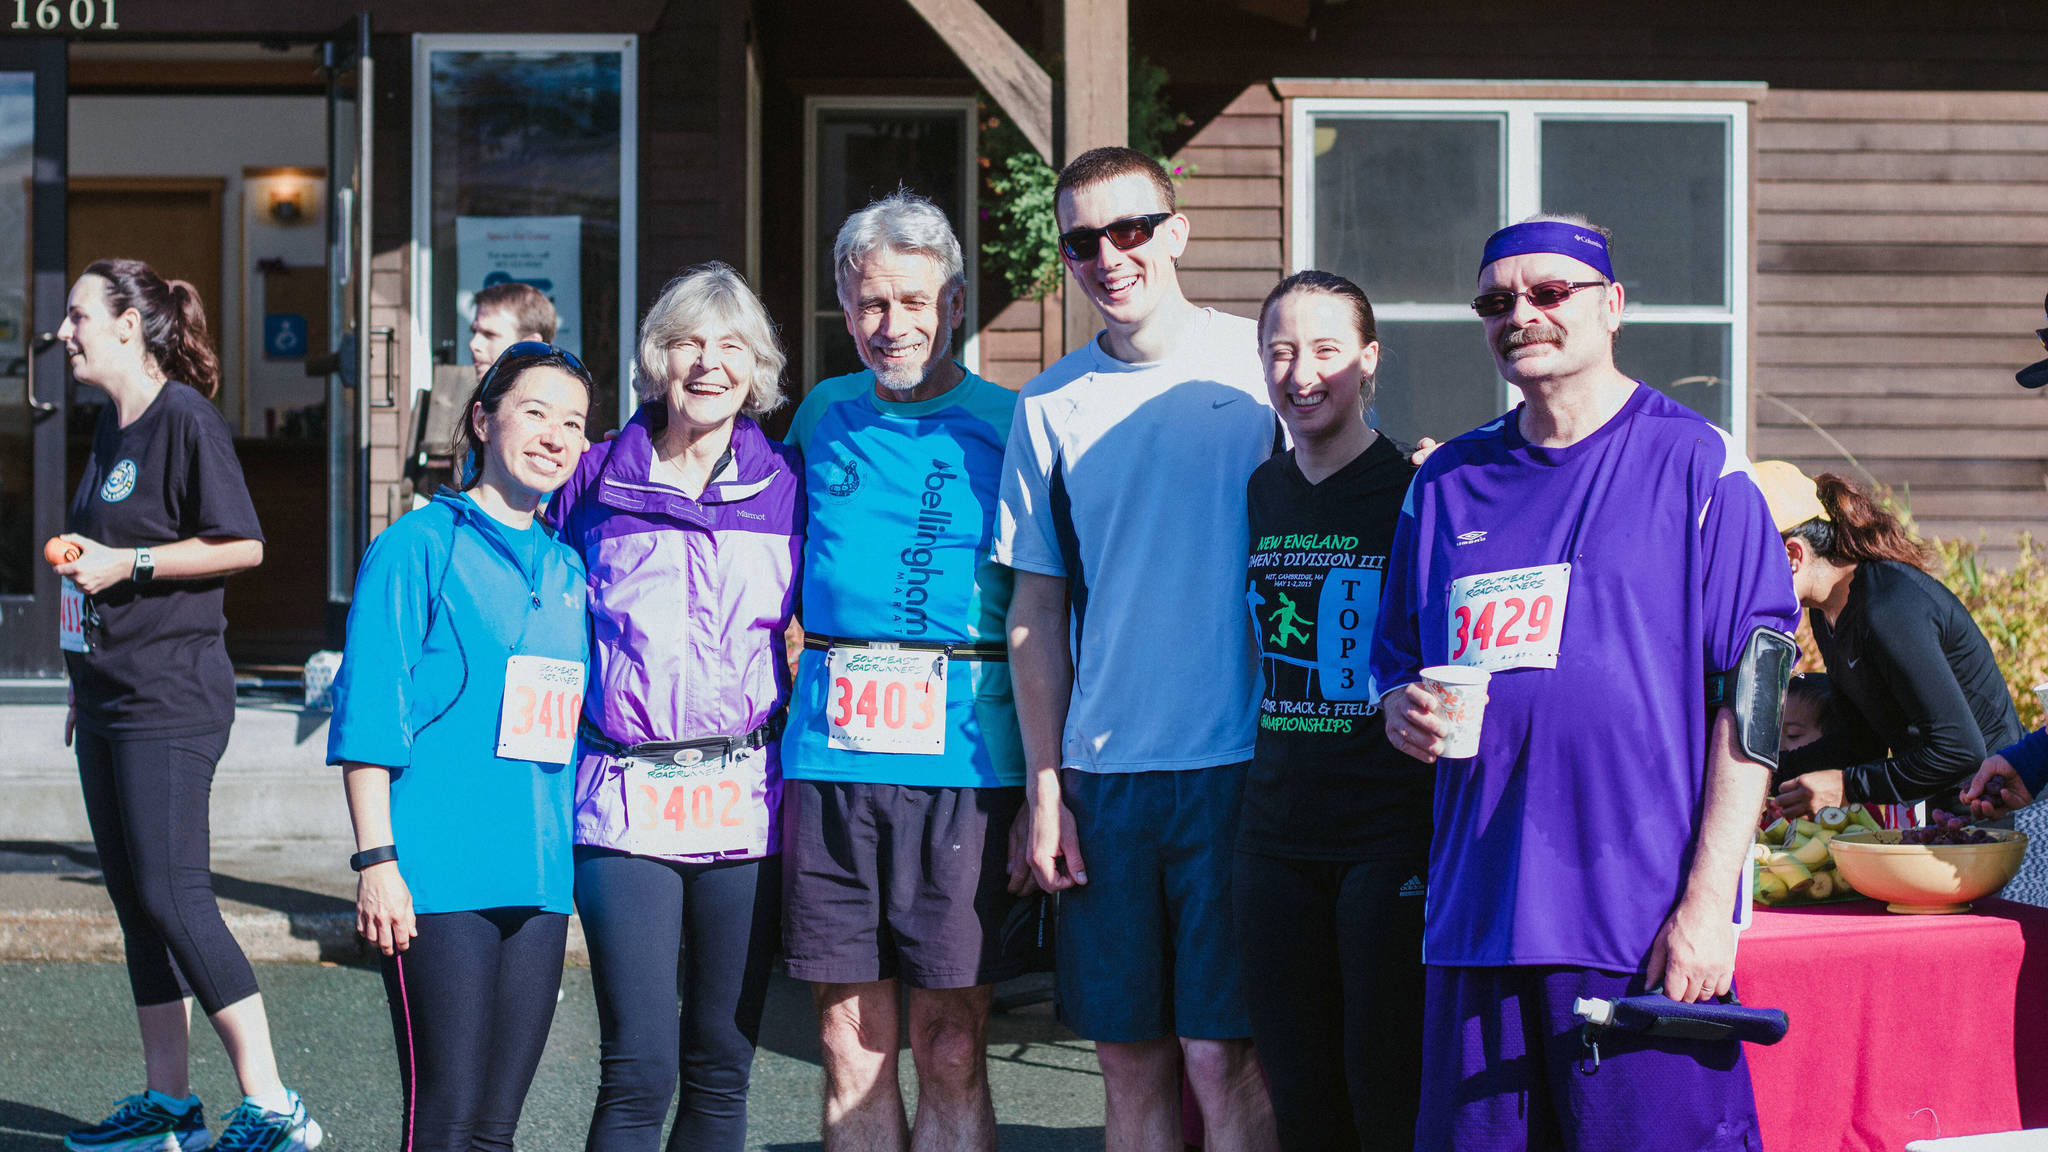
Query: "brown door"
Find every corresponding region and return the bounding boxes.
[67,177,226,334]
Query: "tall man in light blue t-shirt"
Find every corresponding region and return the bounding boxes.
[995,147,1281,1151]
[780,190,1027,1152]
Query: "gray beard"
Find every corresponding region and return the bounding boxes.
[870,328,954,394]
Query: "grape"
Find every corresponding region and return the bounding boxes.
[1899,814,1999,846]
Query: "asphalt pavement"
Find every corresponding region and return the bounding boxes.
[0,962,1104,1151]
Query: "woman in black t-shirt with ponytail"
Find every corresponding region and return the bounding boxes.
[1235,270,1429,1152]
[51,259,322,1151]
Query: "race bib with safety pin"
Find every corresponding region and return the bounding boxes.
[1445,563,1570,673]
[825,645,945,755]
[496,654,584,764]
[59,579,88,653]
[623,748,761,856]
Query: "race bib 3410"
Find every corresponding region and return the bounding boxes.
[1445,563,1569,673]
[496,654,584,764]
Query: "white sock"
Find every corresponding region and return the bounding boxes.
[143,1089,198,1110]
[243,1087,296,1115]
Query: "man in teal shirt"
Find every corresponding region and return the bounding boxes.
[780,189,1026,1151]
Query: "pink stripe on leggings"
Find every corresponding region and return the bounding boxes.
[395,951,418,1152]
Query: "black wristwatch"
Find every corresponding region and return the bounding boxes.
[349,844,399,871]
[131,547,155,584]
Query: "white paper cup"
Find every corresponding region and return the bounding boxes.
[1420,664,1492,759]
[2034,681,2048,718]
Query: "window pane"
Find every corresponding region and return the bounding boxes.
[812,317,862,384]
[1616,323,1733,430]
[1312,117,1502,304]
[430,50,624,429]
[0,72,29,595]
[813,109,966,314]
[1540,120,1727,308]
[1371,320,1507,447]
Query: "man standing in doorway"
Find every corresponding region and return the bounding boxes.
[1372,216,1798,1152]
[996,146,1280,1151]
[780,189,1028,1152]
[467,281,557,380]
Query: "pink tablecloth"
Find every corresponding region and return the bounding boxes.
[1738,899,2048,1150]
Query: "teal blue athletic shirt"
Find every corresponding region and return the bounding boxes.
[780,368,1024,788]
[327,489,587,914]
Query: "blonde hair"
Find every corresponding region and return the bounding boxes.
[635,262,787,417]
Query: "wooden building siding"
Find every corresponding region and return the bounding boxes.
[1174,84,1287,323]
[1751,89,2048,565]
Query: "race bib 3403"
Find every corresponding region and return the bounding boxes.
[825,645,945,756]
[1445,563,1569,673]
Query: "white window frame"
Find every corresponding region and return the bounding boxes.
[802,95,979,391]
[411,34,639,425]
[1289,96,1750,445]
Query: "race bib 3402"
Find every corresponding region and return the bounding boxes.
[1445,563,1569,673]
[623,746,762,857]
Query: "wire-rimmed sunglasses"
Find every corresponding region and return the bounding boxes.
[1470,280,1608,319]
[479,341,586,391]
[1058,212,1174,262]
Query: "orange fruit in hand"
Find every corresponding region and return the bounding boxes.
[44,537,81,566]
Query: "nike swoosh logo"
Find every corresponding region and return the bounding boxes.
[1212,398,1241,409]
[1845,656,1859,668]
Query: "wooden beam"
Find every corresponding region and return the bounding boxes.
[902,0,1055,162]
[1060,0,1127,351]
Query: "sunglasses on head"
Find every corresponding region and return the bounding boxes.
[1058,212,1173,262]
[1470,280,1608,319]
[482,341,585,388]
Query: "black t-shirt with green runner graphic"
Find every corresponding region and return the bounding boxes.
[1240,433,1432,861]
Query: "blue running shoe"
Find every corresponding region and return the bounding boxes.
[211,1091,321,1152]
[65,1092,210,1152]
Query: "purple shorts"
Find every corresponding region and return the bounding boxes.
[1418,965,1760,1152]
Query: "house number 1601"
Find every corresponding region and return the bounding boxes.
[11,0,119,30]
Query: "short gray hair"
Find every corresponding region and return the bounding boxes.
[1519,211,1612,244]
[635,262,787,417]
[832,189,965,308]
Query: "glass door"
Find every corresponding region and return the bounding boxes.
[0,38,66,678]
[322,14,371,638]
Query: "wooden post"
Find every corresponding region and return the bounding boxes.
[902,0,1054,162]
[1060,0,1127,353]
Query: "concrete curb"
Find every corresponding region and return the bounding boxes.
[0,909,591,966]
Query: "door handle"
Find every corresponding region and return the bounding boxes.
[25,331,58,416]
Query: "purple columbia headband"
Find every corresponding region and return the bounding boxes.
[1479,221,1615,281]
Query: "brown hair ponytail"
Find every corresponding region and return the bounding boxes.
[1785,472,1933,571]
[83,258,221,397]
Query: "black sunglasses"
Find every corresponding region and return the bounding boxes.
[1470,280,1608,319]
[481,341,586,389]
[1058,212,1173,262]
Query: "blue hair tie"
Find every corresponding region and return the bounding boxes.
[1479,221,1615,281]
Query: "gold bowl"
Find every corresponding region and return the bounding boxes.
[1827,828,2028,914]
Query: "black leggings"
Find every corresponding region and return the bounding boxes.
[75,727,258,1013]
[1232,851,1427,1152]
[380,907,569,1152]
[575,848,780,1152]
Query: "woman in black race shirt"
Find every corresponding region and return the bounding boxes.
[51,259,321,1151]
[1757,461,2022,821]
[1234,271,1429,1152]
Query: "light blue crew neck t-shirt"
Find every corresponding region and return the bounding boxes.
[993,308,1278,774]
[780,368,1025,788]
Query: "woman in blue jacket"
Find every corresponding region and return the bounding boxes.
[328,343,593,1152]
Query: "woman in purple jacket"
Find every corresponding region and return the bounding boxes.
[546,262,801,1151]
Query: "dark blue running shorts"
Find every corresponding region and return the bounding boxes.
[1054,762,1252,1043]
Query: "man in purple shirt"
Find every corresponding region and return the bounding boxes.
[1370,216,1799,1151]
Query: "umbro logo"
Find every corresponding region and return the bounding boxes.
[1398,875,1426,897]
[1456,531,1487,547]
